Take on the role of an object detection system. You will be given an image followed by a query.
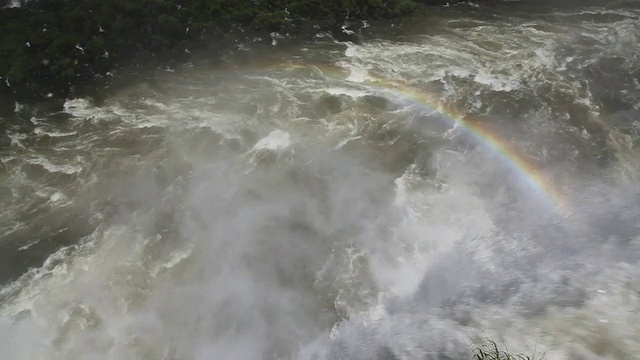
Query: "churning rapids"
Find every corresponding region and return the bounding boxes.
[2,1,640,359]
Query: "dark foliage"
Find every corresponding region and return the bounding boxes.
[0,0,463,99]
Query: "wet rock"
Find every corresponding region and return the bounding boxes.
[376,345,399,360]
[360,95,399,112]
[315,93,344,115]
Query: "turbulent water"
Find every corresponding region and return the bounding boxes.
[3,0,29,8]
[1,1,640,359]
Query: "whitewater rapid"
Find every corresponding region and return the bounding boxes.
[1,1,640,359]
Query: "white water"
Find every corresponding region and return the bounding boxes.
[1,2,640,359]
[4,0,30,8]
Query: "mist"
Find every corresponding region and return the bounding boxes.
[1,1,640,359]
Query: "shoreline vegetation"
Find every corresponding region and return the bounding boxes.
[473,340,542,360]
[0,0,481,103]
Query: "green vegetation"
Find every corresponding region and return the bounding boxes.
[0,0,467,100]
[473,340,542,360]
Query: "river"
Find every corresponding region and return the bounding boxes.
[1,1,640,359]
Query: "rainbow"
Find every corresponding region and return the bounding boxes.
[285,63,572,215]
[207,61,571,214]
[367,73,571,214]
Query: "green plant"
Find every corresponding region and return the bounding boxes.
[472,340,541,360]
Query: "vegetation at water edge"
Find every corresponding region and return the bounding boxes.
[0,0,476,100]
[473,340,542,360]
